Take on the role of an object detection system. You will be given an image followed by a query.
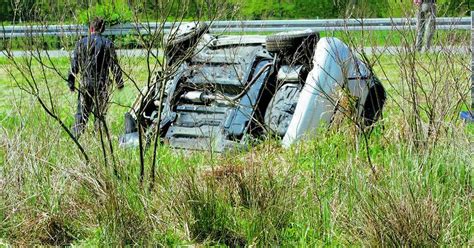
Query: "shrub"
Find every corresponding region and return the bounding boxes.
[77,1,132,26]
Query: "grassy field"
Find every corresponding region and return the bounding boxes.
[2,29,470,51]
[0,47,472,246]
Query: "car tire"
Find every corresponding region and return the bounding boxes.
[264,83,301,137]
[165,22,209,62]
[331,76,386,129]
[361,77,386,127]
[124,112,137,134]
[266,30,319,65]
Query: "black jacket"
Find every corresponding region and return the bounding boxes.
[68,33,123,91]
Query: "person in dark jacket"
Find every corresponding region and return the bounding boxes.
[415,0,436,51]
[68,17,124,137]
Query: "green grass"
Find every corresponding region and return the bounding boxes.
[0,50,472,246]
[1,28,470,50]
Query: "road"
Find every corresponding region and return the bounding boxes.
[0,49,160,58]
[0,46,470,58]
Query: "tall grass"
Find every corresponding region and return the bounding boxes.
[0,75,471,246]
[0,29,473,246]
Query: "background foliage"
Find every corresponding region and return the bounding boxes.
[0,0,471,23]
[77,1,133,25]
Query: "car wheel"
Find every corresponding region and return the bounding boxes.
[266,29,319,65]
[361,77,386,127]
[331,76,386,129]
[165,22,209,63]
[124,112,137,134]
[264,83,301,137]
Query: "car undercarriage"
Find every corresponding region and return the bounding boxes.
[119,23,386,151]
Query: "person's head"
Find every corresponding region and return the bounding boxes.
[90,17,105,34]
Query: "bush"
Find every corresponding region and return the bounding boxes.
[77,1,132,26]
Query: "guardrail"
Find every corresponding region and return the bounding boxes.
[0,17,471,38]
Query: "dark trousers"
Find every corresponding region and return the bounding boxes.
[415,3,436,51]
[72,87,109,137]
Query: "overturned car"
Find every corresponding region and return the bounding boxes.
[120,23,386,151]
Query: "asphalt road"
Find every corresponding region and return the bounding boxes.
[0,46,469,58]
[0,49,161,58]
